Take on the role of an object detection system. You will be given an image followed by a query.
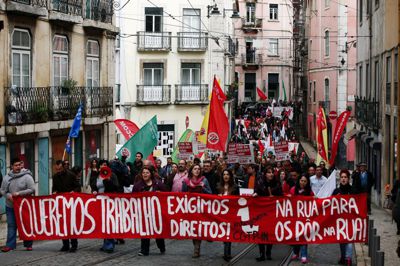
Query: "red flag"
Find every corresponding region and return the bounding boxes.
[257,87,268,101]
[114,119,156,166]
[258,139,265,155]
[206,77,229,151]
[329,111,351,166]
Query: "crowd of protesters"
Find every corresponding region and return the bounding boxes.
[0,100,378,265]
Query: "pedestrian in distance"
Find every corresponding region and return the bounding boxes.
[0,157,35,252]
[91,159,119,253]
[309,166,327,195]
[182,164,212,258]
[217,169,239,261]
[133,166,167,256]
[332,169,354,266]
[85,159,99,192]
[289,174,314,264]
[253,166,283,261]
[53,160,81,252]
[352,162,375,214]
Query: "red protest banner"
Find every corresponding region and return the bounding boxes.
[14,193,368,244]
[274,141,290,161]
[227,144,254,164]
[178,142,193,160]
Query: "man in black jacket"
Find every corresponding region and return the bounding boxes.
[203,160,218,194]
[352,162,375,214]
[52,160,81,252]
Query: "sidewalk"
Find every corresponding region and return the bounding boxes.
[1,213,6,247]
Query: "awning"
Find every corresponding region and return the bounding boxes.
[344,128,359,141]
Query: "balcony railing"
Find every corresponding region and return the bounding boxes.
[136,85,171,104]
[241,18,263,30]
[137,32,171,51]
[355,97,381,131]
[51,0,82,16]
[85,0,113,23]
[177,32,208,51]
[175,84,209,103]
[10,0,48,7]
[4,86,113,125]
[241,53,262,66]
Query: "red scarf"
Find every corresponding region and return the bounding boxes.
[184,176,206,188]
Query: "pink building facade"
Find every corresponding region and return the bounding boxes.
[306,0,357,168]
[235,0,293,103]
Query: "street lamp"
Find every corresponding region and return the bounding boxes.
[223,8,240,19]
[207,3,221,18]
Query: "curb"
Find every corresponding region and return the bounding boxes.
[355,243,370,266]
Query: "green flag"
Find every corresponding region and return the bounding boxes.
[171,129,195,163]
[116,116,158,162]
[282,80,287,102]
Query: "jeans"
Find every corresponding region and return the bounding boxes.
[340,243,353,259]
[299,245,308,258]
[102,239,115,251]
[62,239,78,249]
[6,206,33,249]
[224,242,231,257]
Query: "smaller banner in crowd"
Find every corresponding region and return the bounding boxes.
[227,144,255,164]
[14,193,368,244]
[269,107,294,120]
[178,142,193,160]
[274,141,290,161]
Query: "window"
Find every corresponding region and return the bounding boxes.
[145,7,163,33]
[309,82,312,100]
[386,56,391,104]
[313,81,316,102]
[269,4,278,20]
[86,40,100,87]
[12,29,31,87]
[143,63,164,101]
[366,63,369,97]
[182,63,200,85]
[324,30,330,56]
[324,78,329,102]
[53,35,68,86]
[325,0,330,8]
[183,9,200,32]
[359,0,363,23]
[269,39,278,56]
[246,3,255,23]
[374,60,380,100]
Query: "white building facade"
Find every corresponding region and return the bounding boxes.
[116,0,238,159]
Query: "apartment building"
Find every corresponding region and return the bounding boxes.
[0,0,118,201]
[234,0,293,103]
[116,0,237,159]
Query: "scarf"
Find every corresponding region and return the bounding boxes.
[184,176,205,188]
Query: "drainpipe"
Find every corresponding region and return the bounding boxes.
[397,0,400,182]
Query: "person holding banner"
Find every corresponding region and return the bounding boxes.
[217,169,239,261]
[289,174,314,264]
[133,166,167,256]
[332,169,354,266]
[91,160,119,253]
[253,166,283,261]
[182,164,212,258]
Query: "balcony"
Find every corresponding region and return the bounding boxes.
[241,53,262,70]
[6,0,48,17]
[177,32,208,52]
[49,0,83,24]
[136,85,171,104]
[4,86,113,126]
[137,32,171,52]
[175,84,209,104]
[83,0,118,33]
[355,97,381,131]
[241,18,262,32]
[225,37,236,57]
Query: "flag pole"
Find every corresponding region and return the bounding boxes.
[62,148,66,162]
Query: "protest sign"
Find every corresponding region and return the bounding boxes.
[274,141,290,161]
[269,107,294,120]
[227,144,255,164]
[178,142,193,160]
[14,193,368,245]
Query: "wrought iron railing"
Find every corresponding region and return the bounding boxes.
[241,53,262,65]
[136,85,171,103]
[227,37,236,57]
[51,0,83,16]
[137,32,171,51]
[241,18,262,29]
[355,97,381,131]
[177,32,208,51]
[175,84,209,103]
[10,0,48,7]
[85,0,113,23]
[4,86,113,125]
